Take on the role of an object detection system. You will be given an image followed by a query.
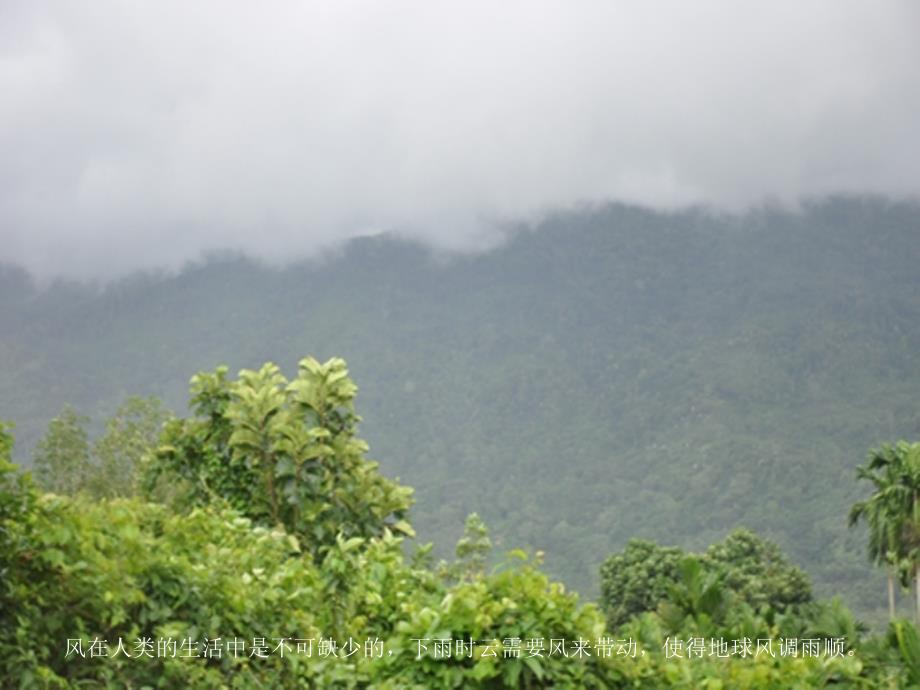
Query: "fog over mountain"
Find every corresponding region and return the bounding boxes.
[2,1,919,280]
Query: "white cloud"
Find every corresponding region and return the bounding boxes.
[2,1,919,278]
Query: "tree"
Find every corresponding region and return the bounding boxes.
[705,528,811,612]
[850,441,920,623]
[599,529,812,631]
[144,357,414,560]
[31,405,92,495]
[439,512,494,583]
[599,539,684,629]
[849,466,903,620]
[89,396,170,498]
[0,419,899,687]
[657,556,728,633]
[31,398,169,500]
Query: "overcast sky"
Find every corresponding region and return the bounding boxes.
[2,1,919,280]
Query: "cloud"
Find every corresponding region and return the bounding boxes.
[2,1,919,279]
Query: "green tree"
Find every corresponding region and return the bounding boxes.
[0,421,13,464]
[89,396,170,498]
[705,528,811,612]
[144,357,414,560]
[455,512,492,577]
[657,556,728,633]
[31,405,91,495]
[600,529,811,631]
[0,419,907,687]
[850,441,920,623]
[440,512,493,583]
[849,465,904,621]
[599,538,684,629]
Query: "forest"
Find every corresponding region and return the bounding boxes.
[2,198,919,617]
[2,198,920,686]
[2,355,920,687]
[0,357,920,688]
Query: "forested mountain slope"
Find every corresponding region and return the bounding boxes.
[2,196,918,617]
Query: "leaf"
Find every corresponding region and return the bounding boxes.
[342,536,364,552]
[392,520,416,537]
[503,661,523,686]
[524,656,544,680]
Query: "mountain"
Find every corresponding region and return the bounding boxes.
[2,195,919,619]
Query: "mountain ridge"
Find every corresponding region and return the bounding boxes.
[2,195,918,620]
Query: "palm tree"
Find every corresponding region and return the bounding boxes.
[850,442,920,623]
[849,478,902,620]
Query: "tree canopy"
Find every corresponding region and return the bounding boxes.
[2,361,919,687]
[600,529,812,630]
[143,358,414,560]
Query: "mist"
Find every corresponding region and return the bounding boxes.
[2,1,919,280]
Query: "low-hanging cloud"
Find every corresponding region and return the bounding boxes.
[2,1,919,280]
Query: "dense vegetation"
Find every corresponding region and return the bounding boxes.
[3,360,920,687]
[1,196,919,623]
[600,529,813,630]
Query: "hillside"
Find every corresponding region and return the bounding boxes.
[2,196,919,618]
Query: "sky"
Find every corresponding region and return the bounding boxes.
[2,1,919,280]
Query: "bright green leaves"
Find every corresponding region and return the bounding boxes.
[225,363,289,523]
[392,519,416,538]
[145,357,414,562]
[188,365,231,419]
[3,414,920,686]
[385,552,617,688]
[226,362,288,462]
[0,489,324,687]
[450,513,492,583]
[893,618,920,685]
[0,420,15,467]
[288,356,358,424]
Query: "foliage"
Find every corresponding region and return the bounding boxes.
[89,396,171,498]
[892,618,920,686]
[3,199,920,619]
[378,552,620,689]
[600,529,811,631]
[0,428,617,688]
[143,358,414,560]
[617,610,871,689]
[1,420,15,467]
[0,422,38,634]
[0,485,327,686]
[30,398,169,500]
[3,413,920,686]
[599,538,684,629]
[31,406,92,496]
[656,557,729,633]
[705,528,812,612]
[449,512,493,583]
[850,441,920,632]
